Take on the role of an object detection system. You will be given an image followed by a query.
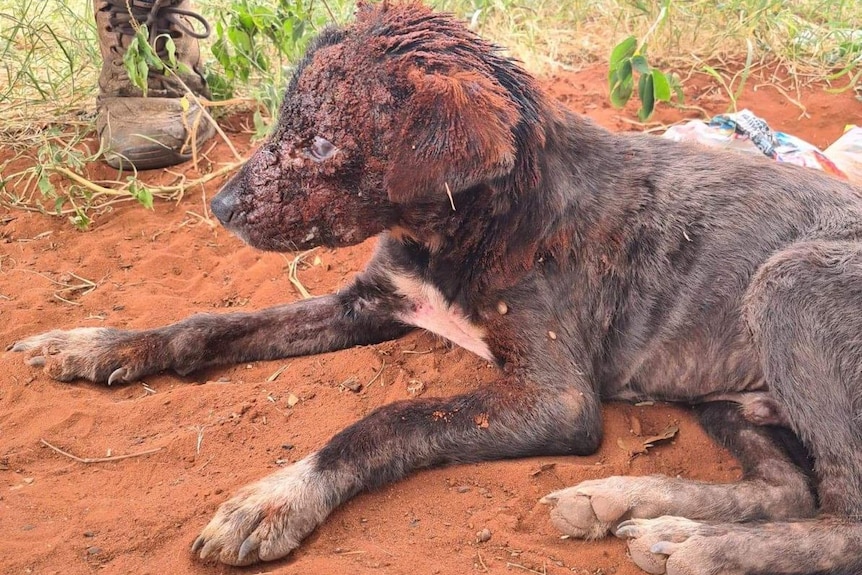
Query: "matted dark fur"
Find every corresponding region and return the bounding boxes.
[11,3,862,573]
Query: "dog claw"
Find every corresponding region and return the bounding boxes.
[28,355,46,367]
[615,522,638,539]
[11,341,31,352]
[651,541,678,555]
[538,492,559,505]
[238,535,260,564]
[108,367,129,386]
[197,538,221,563]
[191,535,205,554]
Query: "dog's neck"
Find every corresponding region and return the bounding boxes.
[389,107,637,307]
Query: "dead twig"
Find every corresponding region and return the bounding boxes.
[40,438,162,463]
[286,248,319,299]
[477,551,489,572]
[367,360,386,387]
[189,425,206,455]
[266,363,291,382]
[506,562,547,575]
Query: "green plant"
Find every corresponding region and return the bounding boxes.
[608,3,682,121]
[207,0,336,135]
[701,39,755,113]
[825,28,862,94]
[122,25,191,96]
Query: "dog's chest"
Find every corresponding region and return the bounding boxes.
[389,274,495,362]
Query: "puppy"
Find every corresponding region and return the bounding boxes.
[12,3,862,573]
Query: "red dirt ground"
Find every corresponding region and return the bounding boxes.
[1,65,859,575]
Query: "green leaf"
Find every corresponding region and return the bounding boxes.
[638,73,656,121]
[238,12,255,33]
[143,47,164,70]
[610,36,637,68]
[669,73,685,103]
[38,173,55,196]
[609,59,634,108]
[164,35,178,68]
[132,184,154,210]
[69,209,91,230]
[137,59,149,93]
[123,37,140,84]
[631,55,650,74]
[253,107,268,138]
[631,0,649,13]
[205,70,234,100]
[291,20,306,44]
[651,69,671,101]
[211,37,232,69]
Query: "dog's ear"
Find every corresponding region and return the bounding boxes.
[385,68,519,204]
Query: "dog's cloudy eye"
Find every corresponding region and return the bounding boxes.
[307,136,337,162]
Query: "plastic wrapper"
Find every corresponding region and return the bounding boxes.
[663,110,857,183]
[824,126,862,185]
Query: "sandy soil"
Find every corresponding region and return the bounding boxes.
[1,65,859,575]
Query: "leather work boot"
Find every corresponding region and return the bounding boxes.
[94,0,216,169]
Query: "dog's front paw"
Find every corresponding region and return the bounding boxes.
[192,454,344,566]
[9,327,164,384]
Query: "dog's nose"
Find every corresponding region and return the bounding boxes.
[211,185,239,225]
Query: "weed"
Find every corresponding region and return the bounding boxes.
[121,25,192,96]
[206,0,352,136]
[607,4,681,121]
[607,4,683,121]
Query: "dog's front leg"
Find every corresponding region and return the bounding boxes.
[193,375,602,565]
[9,276,412,385]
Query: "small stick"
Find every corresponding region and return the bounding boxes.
[506,562,547,575]
[366,360,386,386]
[40,439,162,464]
[401,348,433,355]
[477,551,488,572]
[444,182,456,211]
[266,363,291,382]
[287,248,318,299]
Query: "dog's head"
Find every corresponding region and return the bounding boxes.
[211,1,543,251]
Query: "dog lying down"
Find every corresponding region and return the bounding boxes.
[11,3,862,573]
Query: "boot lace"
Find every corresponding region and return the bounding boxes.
[102,0,211,56]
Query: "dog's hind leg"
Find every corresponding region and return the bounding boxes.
[541,401,816,540]
[192,374,602,565]
[616,516,862,575]
[744,240,862,517]
[615,240,862,575]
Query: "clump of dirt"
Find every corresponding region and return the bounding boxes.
[1,66,858,575]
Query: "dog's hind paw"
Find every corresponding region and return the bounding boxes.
[616,516,733,575]
[192,453,341,566]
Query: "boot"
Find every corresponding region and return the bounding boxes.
[94,0,216,169]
